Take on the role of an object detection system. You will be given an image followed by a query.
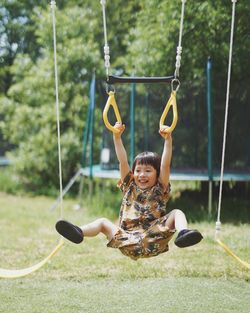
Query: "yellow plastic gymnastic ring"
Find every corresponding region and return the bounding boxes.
[159,91,178,133]
[103,91,122,133]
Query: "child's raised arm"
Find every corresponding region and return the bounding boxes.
[159,127,173,189]
[113,122,131,181]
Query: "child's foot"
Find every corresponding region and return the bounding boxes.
[55,220,84,244]
[174,229,203,248]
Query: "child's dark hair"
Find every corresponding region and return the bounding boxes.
[132,152,161,178]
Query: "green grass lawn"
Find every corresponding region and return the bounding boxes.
[0,192,249,313]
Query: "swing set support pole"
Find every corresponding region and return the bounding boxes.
[88,73,96,197]
[130,81,136,167]
[207,57,213,215]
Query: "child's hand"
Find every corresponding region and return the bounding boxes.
[159,126,172,140]
[113,122,125,138]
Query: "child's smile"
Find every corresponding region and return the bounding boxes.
[134,164,157,189]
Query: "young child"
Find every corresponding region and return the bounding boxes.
[56,123,203,260]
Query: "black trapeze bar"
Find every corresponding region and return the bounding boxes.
[106,75,175,85]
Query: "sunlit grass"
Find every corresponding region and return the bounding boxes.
[0,191,250,313]
[0,192,249,280]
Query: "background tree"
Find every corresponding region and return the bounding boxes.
[0,1,141,192]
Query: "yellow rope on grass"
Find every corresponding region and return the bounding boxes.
[216,238,250,270]
[0,240,64,279]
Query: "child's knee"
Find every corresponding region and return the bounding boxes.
[173,209,185,216]
[99,218,118,239]
[98,218,111,232]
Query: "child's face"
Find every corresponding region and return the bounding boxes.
[133,163,157,189]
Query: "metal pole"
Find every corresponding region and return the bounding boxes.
[88,72,96,196]
[81,90,91,168]
[144,93,149,151]
[78,75,94,206]
[207,57,213,215]
[130,82,136,166]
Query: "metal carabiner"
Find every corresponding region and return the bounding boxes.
[105,82,115,94]
[171,78,180,92]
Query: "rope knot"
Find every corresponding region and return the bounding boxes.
[104,45,110,54]
[176,46,182,55]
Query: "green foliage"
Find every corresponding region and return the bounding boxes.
[0,1,140,192]
[0,166,22,194]
[0,4,103,191]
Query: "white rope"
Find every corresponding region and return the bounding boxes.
[100,0,110,78]
[174,0,186,78]
[51,1,64,219]
[100,0,186,80]
[216,0,237,233]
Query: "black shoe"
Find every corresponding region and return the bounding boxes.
[55,220,84,244]
[174,229,203,248]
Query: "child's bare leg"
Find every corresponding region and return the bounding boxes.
[166,209,203,248]
[165,209,187,231]
[80,218,119,241]
[55,218,119,244]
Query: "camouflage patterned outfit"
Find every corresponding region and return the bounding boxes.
[107,172,175,260]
